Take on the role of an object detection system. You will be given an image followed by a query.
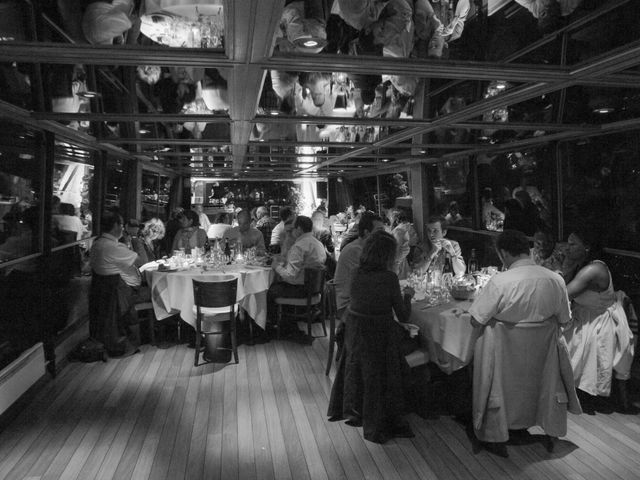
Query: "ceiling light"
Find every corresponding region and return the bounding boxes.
[495,81,507,90]
[303,39,318,47]
[593,107,615,114]
[19,153,34,160]
[139,128,150,134]
[381,159,389,163]
[269,111,279,116]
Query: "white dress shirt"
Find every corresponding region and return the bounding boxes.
[275,232,327,285]
[270,221,285,246]
[334,237,363,312]
[90,233,141,287]
[469,258,571,326]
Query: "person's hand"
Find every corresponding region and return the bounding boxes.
[441,239,456,256]
[403,286,415,298]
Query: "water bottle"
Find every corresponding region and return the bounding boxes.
[468,249,479,274]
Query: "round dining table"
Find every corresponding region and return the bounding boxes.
[146,263,273,329]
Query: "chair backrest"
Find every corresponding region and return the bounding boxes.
[304,267,326,297]
[193,278,238,308]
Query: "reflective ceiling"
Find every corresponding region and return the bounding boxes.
[0,0,639,180]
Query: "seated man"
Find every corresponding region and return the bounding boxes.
[91,211,142,293]
[530,228,566,273]
[334,211,384,320]
[255,206,277,247]
[468,230,578,454]
[412,215,465,277]
[270,206,295,253]
[89,210,146,354]
[268,216,327,336]
[225,209,266,255]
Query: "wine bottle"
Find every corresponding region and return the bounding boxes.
[468,248,479,274]
[224,238,231,258]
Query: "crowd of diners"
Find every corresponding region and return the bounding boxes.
[83,200,635,448]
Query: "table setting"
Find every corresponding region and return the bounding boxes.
[405,266,498,374]
[142,248,274,328]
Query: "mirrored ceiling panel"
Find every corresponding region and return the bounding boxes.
[37,0,225,50]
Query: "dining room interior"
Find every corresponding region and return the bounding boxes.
[1,0,640,478]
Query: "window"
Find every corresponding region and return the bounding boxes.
[562,133,640,251]
[52,142,95,245]
[428,158,472,228]
[0,122,42,265]
[141,171,172,221]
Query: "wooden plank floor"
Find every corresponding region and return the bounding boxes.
[3,329,640,480]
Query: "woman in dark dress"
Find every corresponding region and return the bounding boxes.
[328,230,417,443]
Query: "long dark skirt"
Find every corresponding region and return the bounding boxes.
[327,309,414,443]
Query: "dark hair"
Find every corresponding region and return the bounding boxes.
[482,187,493,201]
[237,209,251,222]
[126,218,140,228]
[279,206,294,222]
[427,215,447,229]
[60,202,75,216]
[359,230,397,272]
[294,215,312,233]
[101,210,123,233]
[182,209,200,227]
[570,224,603,263]
[358,211,382,238]
[214,212,229,224]
[495,229,530,257]
[396,208,411,224]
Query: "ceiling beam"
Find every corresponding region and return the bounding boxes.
[0,42,234,67]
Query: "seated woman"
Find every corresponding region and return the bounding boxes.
[562,227,635,410]
[171,209,207,254]
[327,230,417,444]
[132,218,165,265]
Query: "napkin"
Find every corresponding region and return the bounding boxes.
[140,260,160,272]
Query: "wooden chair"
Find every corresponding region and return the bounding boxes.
[192,278,239,366]
[275,267,326,339]
[324,279,339,375]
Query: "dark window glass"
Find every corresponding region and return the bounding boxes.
[562,133,640,251]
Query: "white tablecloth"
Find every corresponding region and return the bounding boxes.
[147,264,273,329]
[410,298,480,374]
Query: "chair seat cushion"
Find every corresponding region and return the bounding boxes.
[192,304,239,318]
[275,294,322,306]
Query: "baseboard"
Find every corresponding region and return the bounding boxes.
[0,342,46,416]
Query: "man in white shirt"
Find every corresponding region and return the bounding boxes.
[469,229,571,328]
[270,206,295,253]
[468,230,573,455]
[90,210,146,355]
[268,216,327,337]
[413,215,466,277]
[90,211,141,289]
[334,211,384,320]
